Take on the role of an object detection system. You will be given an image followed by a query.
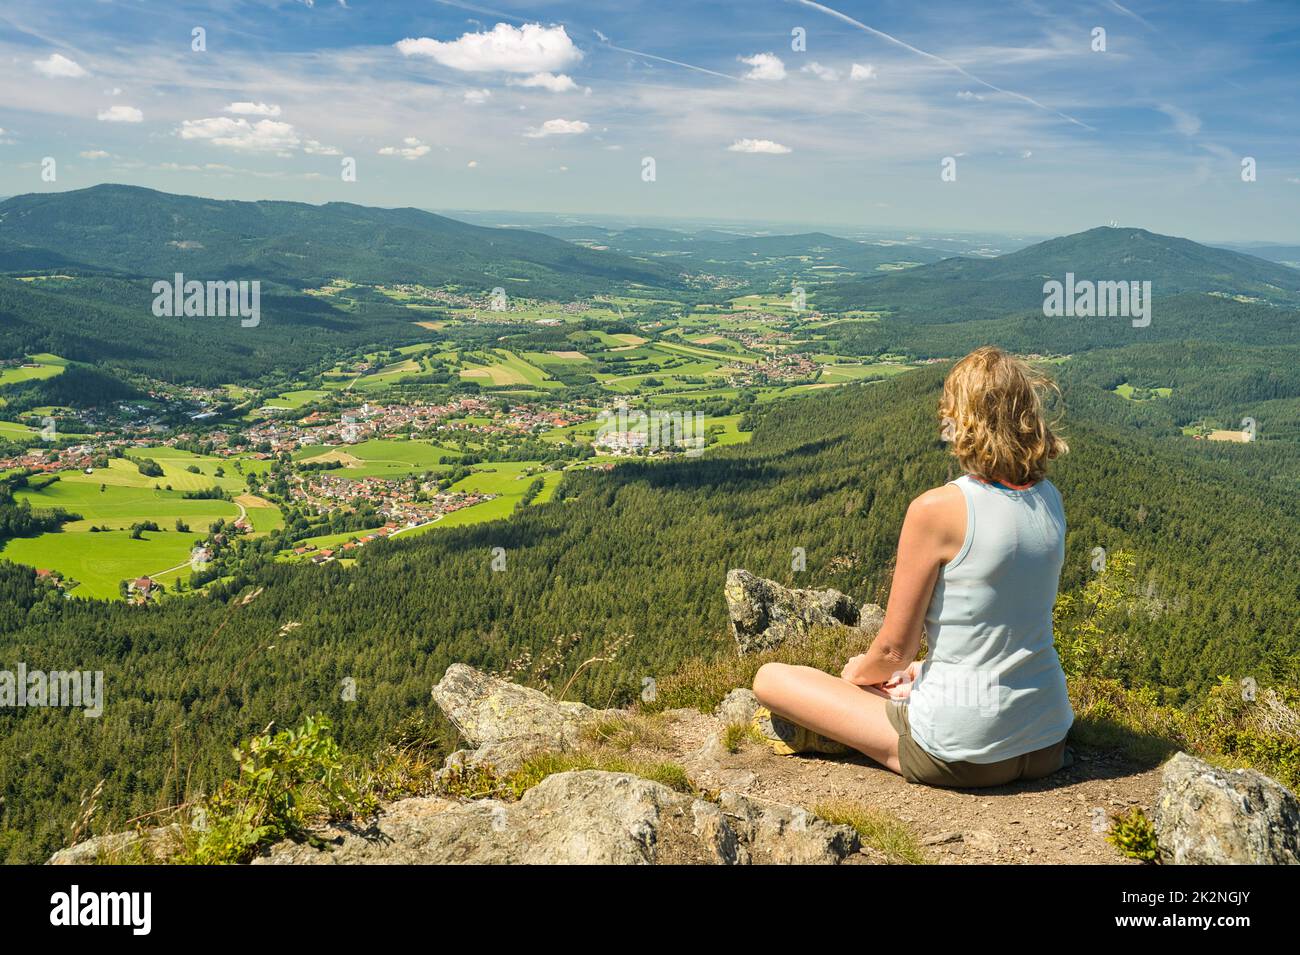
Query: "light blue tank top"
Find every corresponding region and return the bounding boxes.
[905,474,1075,763]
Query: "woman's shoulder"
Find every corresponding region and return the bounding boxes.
[913,482,966,508]
[907,482,967,527]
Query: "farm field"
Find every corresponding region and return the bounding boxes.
[1114,383,1173,400]
[1,529,199,599]
[113,449,274,493]
[0,353,69,388]
[14,479,239,532]
[262,389,330,409]
[458,349,558,389]
[0,420,35,439]
[294,437,461,478]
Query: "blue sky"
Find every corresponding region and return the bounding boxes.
[1,0,1297,241]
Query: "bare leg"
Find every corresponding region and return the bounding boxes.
[752,662,902,774]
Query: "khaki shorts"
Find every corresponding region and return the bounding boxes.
[887,700,1071,789]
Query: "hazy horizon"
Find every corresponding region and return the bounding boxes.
[1,1,1298,242]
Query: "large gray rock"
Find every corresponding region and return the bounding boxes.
[432,663,618,775]
[719,791,861,864]
[725,569,882,654]
[715,687,761,726]
[1152,752,1300,864]
[255,770,862,865]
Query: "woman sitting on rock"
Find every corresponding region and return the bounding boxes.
[752,346,1076,788]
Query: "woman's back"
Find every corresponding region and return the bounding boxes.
[906,474,1074,764]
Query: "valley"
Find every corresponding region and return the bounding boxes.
[1,185,1298,864]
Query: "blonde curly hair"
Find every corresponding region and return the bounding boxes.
[939,346,1068,486]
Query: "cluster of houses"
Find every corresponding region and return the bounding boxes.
[0,443,97,474]
[723,353,820,387]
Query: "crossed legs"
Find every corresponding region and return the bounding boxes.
[752,662,903,775]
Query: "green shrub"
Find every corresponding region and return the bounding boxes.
[180,714,371,865]
[1107,807,1159,862]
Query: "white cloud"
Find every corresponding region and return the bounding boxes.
[304,139,341,155]
[467,160,478,168]
[801,62,839,82]
[850,63,877,81]
[98,105,143,122]
[524,118,589,138]
[79,149,111,159]
[1022,149,1033,159]
[957,90,985,101]
[740,53,785,81]
[728,138,792,154]
[179,116,299,152]
[1158,104,1201,137]
[378,136,430,159]
[104,87,121,96]
[395,23,581,74]
[464,89,492,104]
[224,102,282,117]
[34,53,87,78]
[508,72,583,93]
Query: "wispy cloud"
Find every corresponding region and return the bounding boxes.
[790,0,1095,130]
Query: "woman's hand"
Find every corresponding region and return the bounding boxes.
[840,653,872,685]
[880,660,923,700]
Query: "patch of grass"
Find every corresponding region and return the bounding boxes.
[350,713,456,804]
[813,800,930,864]
[439,748,695,802]
[1106,807,1159,863]
[642,625,876,715]
[582,712,674,752]
[722,722,763,753]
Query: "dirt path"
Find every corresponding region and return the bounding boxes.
[637,709,1160,864]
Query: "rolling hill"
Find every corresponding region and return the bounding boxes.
[816,227,1300,319]
[538,224,952,277]
[0,184,682,295]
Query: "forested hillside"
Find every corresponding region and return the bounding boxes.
[0,275,424,387]
[0,185,681,295]
[816,227,1300,318]
[2,367,1297,862]
[826,293,1300,359]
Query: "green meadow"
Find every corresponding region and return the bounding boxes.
[0,353,69,388]
[1,530,199,599]
[14,480,239,532]
[294,437,461,478]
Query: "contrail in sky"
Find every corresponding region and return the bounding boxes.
[791,0,1095,130]
[595,36,741,81]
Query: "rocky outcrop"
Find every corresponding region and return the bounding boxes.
[715,687,761,726]
[432,663,619,775]
[725,568,883,654]
[1152,752,1300,864]
[255,770,861,865]
[48,824,181,865]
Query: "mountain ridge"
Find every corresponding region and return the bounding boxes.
[0,184,682,294]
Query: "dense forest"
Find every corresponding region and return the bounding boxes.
[0,184,680,295]
[814,227,1300,317]
[2,368,1298,862]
